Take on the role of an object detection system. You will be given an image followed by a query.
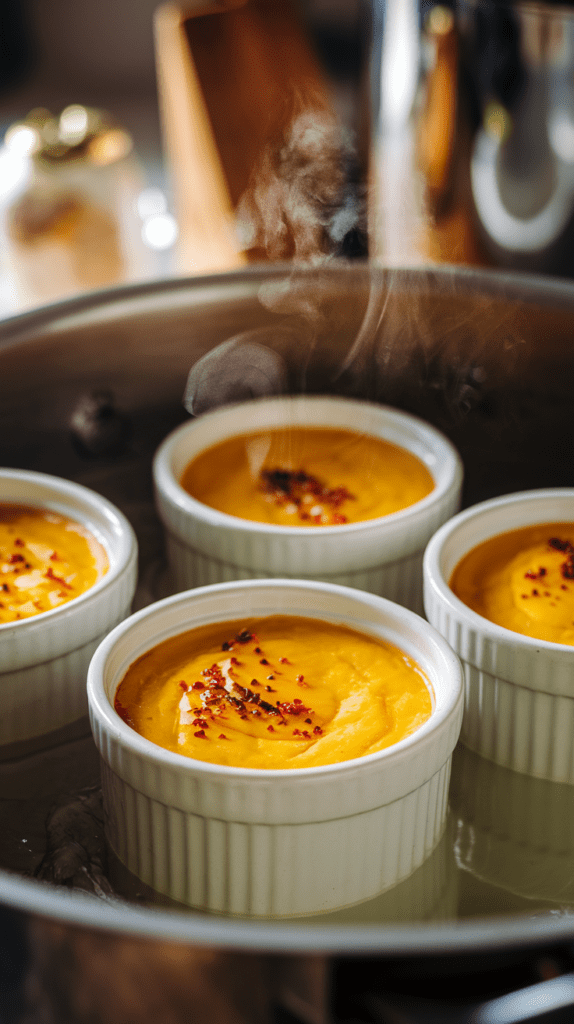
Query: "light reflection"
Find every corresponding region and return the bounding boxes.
[136,187,168,220]
[484,102,512,142]
[59,104,89,145]
[549,108,574,163]
[380,0,420,130]
[0,148,31,202]
[141,213,178,250]
[88,128,133,166]
[4,124,41,157]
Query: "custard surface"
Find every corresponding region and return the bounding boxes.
[0,503,109,623]
[114,615,433,769]
[450,522,574,645]
[180,426,434,526]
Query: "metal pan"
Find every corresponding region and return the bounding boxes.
[3,262,574,1021]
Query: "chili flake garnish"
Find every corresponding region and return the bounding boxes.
[181,627,321,742]
[524,567,546,580]
[45,566,73,589]
[259,468,355,525]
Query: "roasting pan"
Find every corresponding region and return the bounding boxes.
[3,261,574,1022]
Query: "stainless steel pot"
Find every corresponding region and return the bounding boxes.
[3,262,574,1023]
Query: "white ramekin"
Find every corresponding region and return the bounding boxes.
[423,488,574,784]
[153,396,463,614]
[87,578,463,918]
[451,745,574,906]
[0,469,138,753]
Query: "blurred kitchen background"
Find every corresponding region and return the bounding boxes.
[2,0,574,317]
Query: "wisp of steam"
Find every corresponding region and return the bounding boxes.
[184,96,368,416]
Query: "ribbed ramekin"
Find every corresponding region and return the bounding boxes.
[423,488,574,783]
[451,745,574,905]
[87,578,463,918]
[153,396,463,614]
[0,469,138,754]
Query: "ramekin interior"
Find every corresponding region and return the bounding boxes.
[89,579,463,788]
[425,488,574,653]
[154,395,463,538]
[0,468,136,631]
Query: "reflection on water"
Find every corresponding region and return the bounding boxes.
[108,812,458,925]
[451,744,574,911]
[4,734,574,925]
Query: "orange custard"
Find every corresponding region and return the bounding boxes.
[114,615,433,769]
[180,427,434,526]
[450,522,574,645]
[0,503,109,623]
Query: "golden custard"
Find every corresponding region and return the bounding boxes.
[450,522,574,645]
[0,503,109,623]
[114,615,433,769]
[180,426,434,526]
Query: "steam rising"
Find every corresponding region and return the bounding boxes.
[235,99,368,264]
[183,99,515,421]
[184,99,370,415]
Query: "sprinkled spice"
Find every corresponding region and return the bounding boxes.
[0,503,108,623]
[259,468,355,525]
[518,538,574,592]
[114,614,433,769]
[525,567,546,579]
[450,523,574,645]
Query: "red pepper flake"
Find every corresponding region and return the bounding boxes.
[254,647,262,654]
[267,725,275,732]
[549,538,573,552]
[302,731,311,739]
[305,718,312,724]
[562,584,569,590]
[293,698,302,705]
[521,594,528,599]
[279,657,290,664]
[563,557,574,580]
[179,681,188,690]
[293,729,301,736]
[49,550,59,560]
[258,698,278,714]
[313,726,323,735]
[45,566,72,589]
[194,730,207,738]
[192,719,208,728]
[332,513,347,524]
[296,675,304,683]
[532,589,539,596]
[277,699,312,717]
[250,678,260,686]
[265,685,275,692]
[259,468,355,524]
[13,538,24,547]
[237,630,254,644]
[8,553,24,564]
[266,674,275,680]
[260,658,269,665]
[1,583,8,592]
[218,733,227,740]
[525,567,547,580]
[192,681,205,690]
